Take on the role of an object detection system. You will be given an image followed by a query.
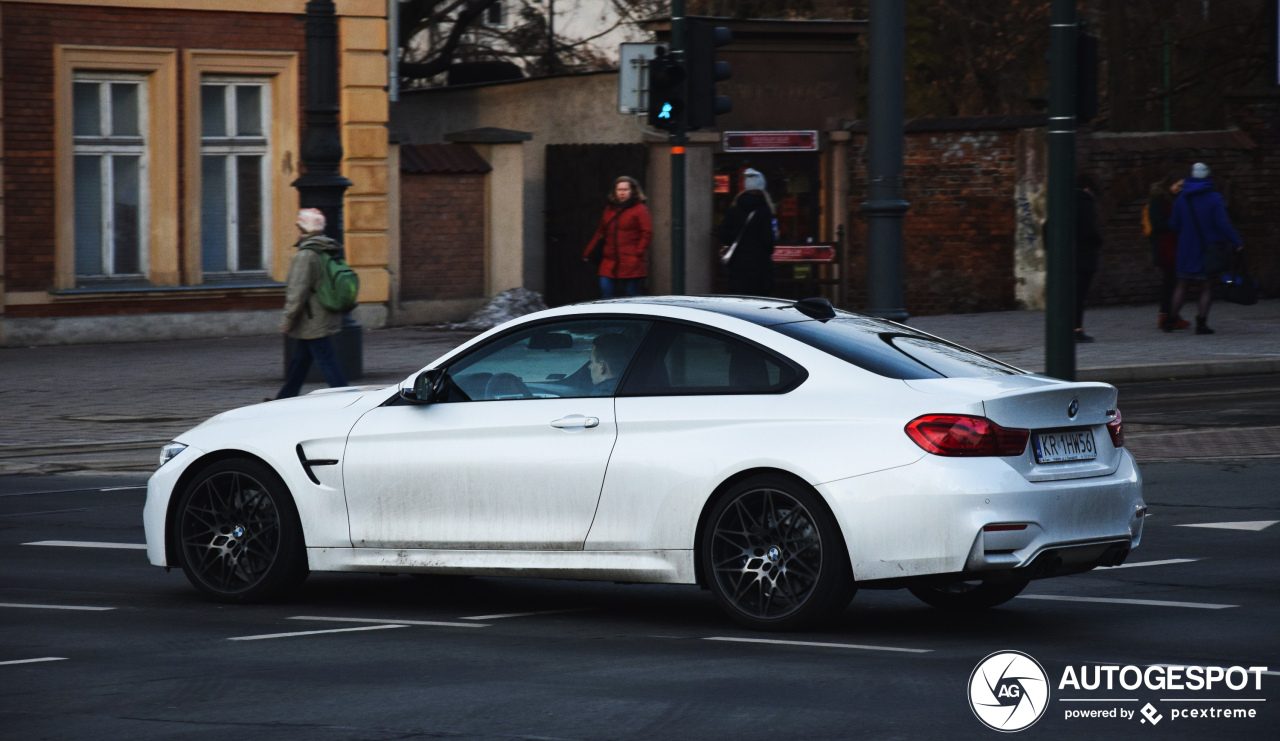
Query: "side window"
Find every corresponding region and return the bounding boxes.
[438,319,651,402]
[621,323,798,396]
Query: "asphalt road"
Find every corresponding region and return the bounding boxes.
[1,376,1278,740]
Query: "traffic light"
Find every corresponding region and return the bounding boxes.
[647,47,685,131]
[687,21,732,130]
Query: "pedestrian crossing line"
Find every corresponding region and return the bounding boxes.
[23,540,147,550]
[0,602,115,611]
[1177,520,1277,532]
[0,657,67,666]
[228,624,408,641]
[289,615,487,629]
[1017,595,1236,609]
[1107,558,1200,570]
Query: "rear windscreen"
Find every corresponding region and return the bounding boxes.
[770,316,1021,380]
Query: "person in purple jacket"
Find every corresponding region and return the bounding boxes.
[1164,163,1243,335]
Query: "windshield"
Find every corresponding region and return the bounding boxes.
[770,316,1020,380]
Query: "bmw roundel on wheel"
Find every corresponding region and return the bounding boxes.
[143,296,1144,630]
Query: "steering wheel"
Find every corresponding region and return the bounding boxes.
[484,372,532,399]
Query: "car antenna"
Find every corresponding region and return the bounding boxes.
[793,297,836,320]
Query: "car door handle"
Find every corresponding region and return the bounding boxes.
[550,415,600,429]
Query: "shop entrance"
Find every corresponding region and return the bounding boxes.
[711,152,826,298]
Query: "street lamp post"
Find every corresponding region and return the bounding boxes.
[293,0,353,239]
[288,0,361,382]
[1045,0,1078,380]
[861,0,909,322]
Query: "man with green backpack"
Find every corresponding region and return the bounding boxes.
[276,208,360,399]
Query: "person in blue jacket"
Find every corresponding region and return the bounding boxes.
[1165,163,1243,335]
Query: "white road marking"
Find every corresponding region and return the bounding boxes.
[0,602,114,611]
[0,657,68,666]
[1178,520,1277,532]
[228,624,408,641]
[289,615,487,628]
[1107,558,1200,570]
[459,609,587,621]
[1017,595,1236,609]
[704,636,932,654]
[23,540,147,550]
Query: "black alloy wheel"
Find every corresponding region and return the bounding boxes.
[702,474,854,631]
[908,577,1029,611]
[176,458,307,602]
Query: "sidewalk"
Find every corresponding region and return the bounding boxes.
[1,299,1276,474]
[910,298,1280,382]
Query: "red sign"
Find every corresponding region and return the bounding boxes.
[772,244,837,263]
[723,130,819,153]
[713,174,730,194]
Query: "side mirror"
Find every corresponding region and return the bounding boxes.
[400,369,442,405]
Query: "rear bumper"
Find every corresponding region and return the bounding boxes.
[817,449,1144,582]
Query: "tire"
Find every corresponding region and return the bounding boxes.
[701,474,855,631]
[174,457,308,603]
[908,578,1029,612]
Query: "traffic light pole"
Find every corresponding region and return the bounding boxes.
[670,0,687,295]
[862,0,909,321]
[1046,0,1078,380]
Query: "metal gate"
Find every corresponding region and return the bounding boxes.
[544,144,650,307]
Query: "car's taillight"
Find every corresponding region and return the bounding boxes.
[1107,409,1124,448]
[905,414,1030,457]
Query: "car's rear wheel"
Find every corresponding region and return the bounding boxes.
[908,578,1029,611]
[702,474,854,631]
[175,458,308,602]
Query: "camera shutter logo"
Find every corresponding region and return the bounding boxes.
[968,651,1050,732]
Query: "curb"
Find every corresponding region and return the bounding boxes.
[1075,358,1280,384]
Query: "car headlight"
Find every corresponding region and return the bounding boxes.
[159,442,188,468]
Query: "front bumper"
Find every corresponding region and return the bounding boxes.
[143,443,204,568]
[816,449,1144,582]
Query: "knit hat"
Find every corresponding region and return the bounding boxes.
[1191,162,1211,179]
[741,168,766,192]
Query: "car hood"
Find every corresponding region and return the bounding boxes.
[200,385,391,425]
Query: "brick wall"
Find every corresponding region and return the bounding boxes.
[844,101,1280,316]
[1,2,306,314]
[847,125,1022,315]
[399,172,486,301]
[1079,131,1262,308]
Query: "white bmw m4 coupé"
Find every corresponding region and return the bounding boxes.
[145,296,1144,630]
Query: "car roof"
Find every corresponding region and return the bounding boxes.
[581,295,851,327]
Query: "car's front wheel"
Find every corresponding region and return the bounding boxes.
[908,578,1029,611]
[702,474,854,631]
[175,458,308,602]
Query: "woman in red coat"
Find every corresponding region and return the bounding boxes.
[583,176,652,297]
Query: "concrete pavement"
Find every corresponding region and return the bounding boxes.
[1,299,1277,474]
[909,298,1280,382]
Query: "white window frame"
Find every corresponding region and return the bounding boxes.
[72,72,149,279]
[199,76,273,276]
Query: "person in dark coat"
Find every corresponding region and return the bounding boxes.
[1165,163,1243,335]
[583,176,652,298]
[1073,175,1103,343]
[1147,174,1187,330]
[718,168,776,297]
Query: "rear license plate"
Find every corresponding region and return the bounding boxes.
[1032,429,1098,463]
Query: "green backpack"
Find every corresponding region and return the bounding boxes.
[304,247,360,313]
